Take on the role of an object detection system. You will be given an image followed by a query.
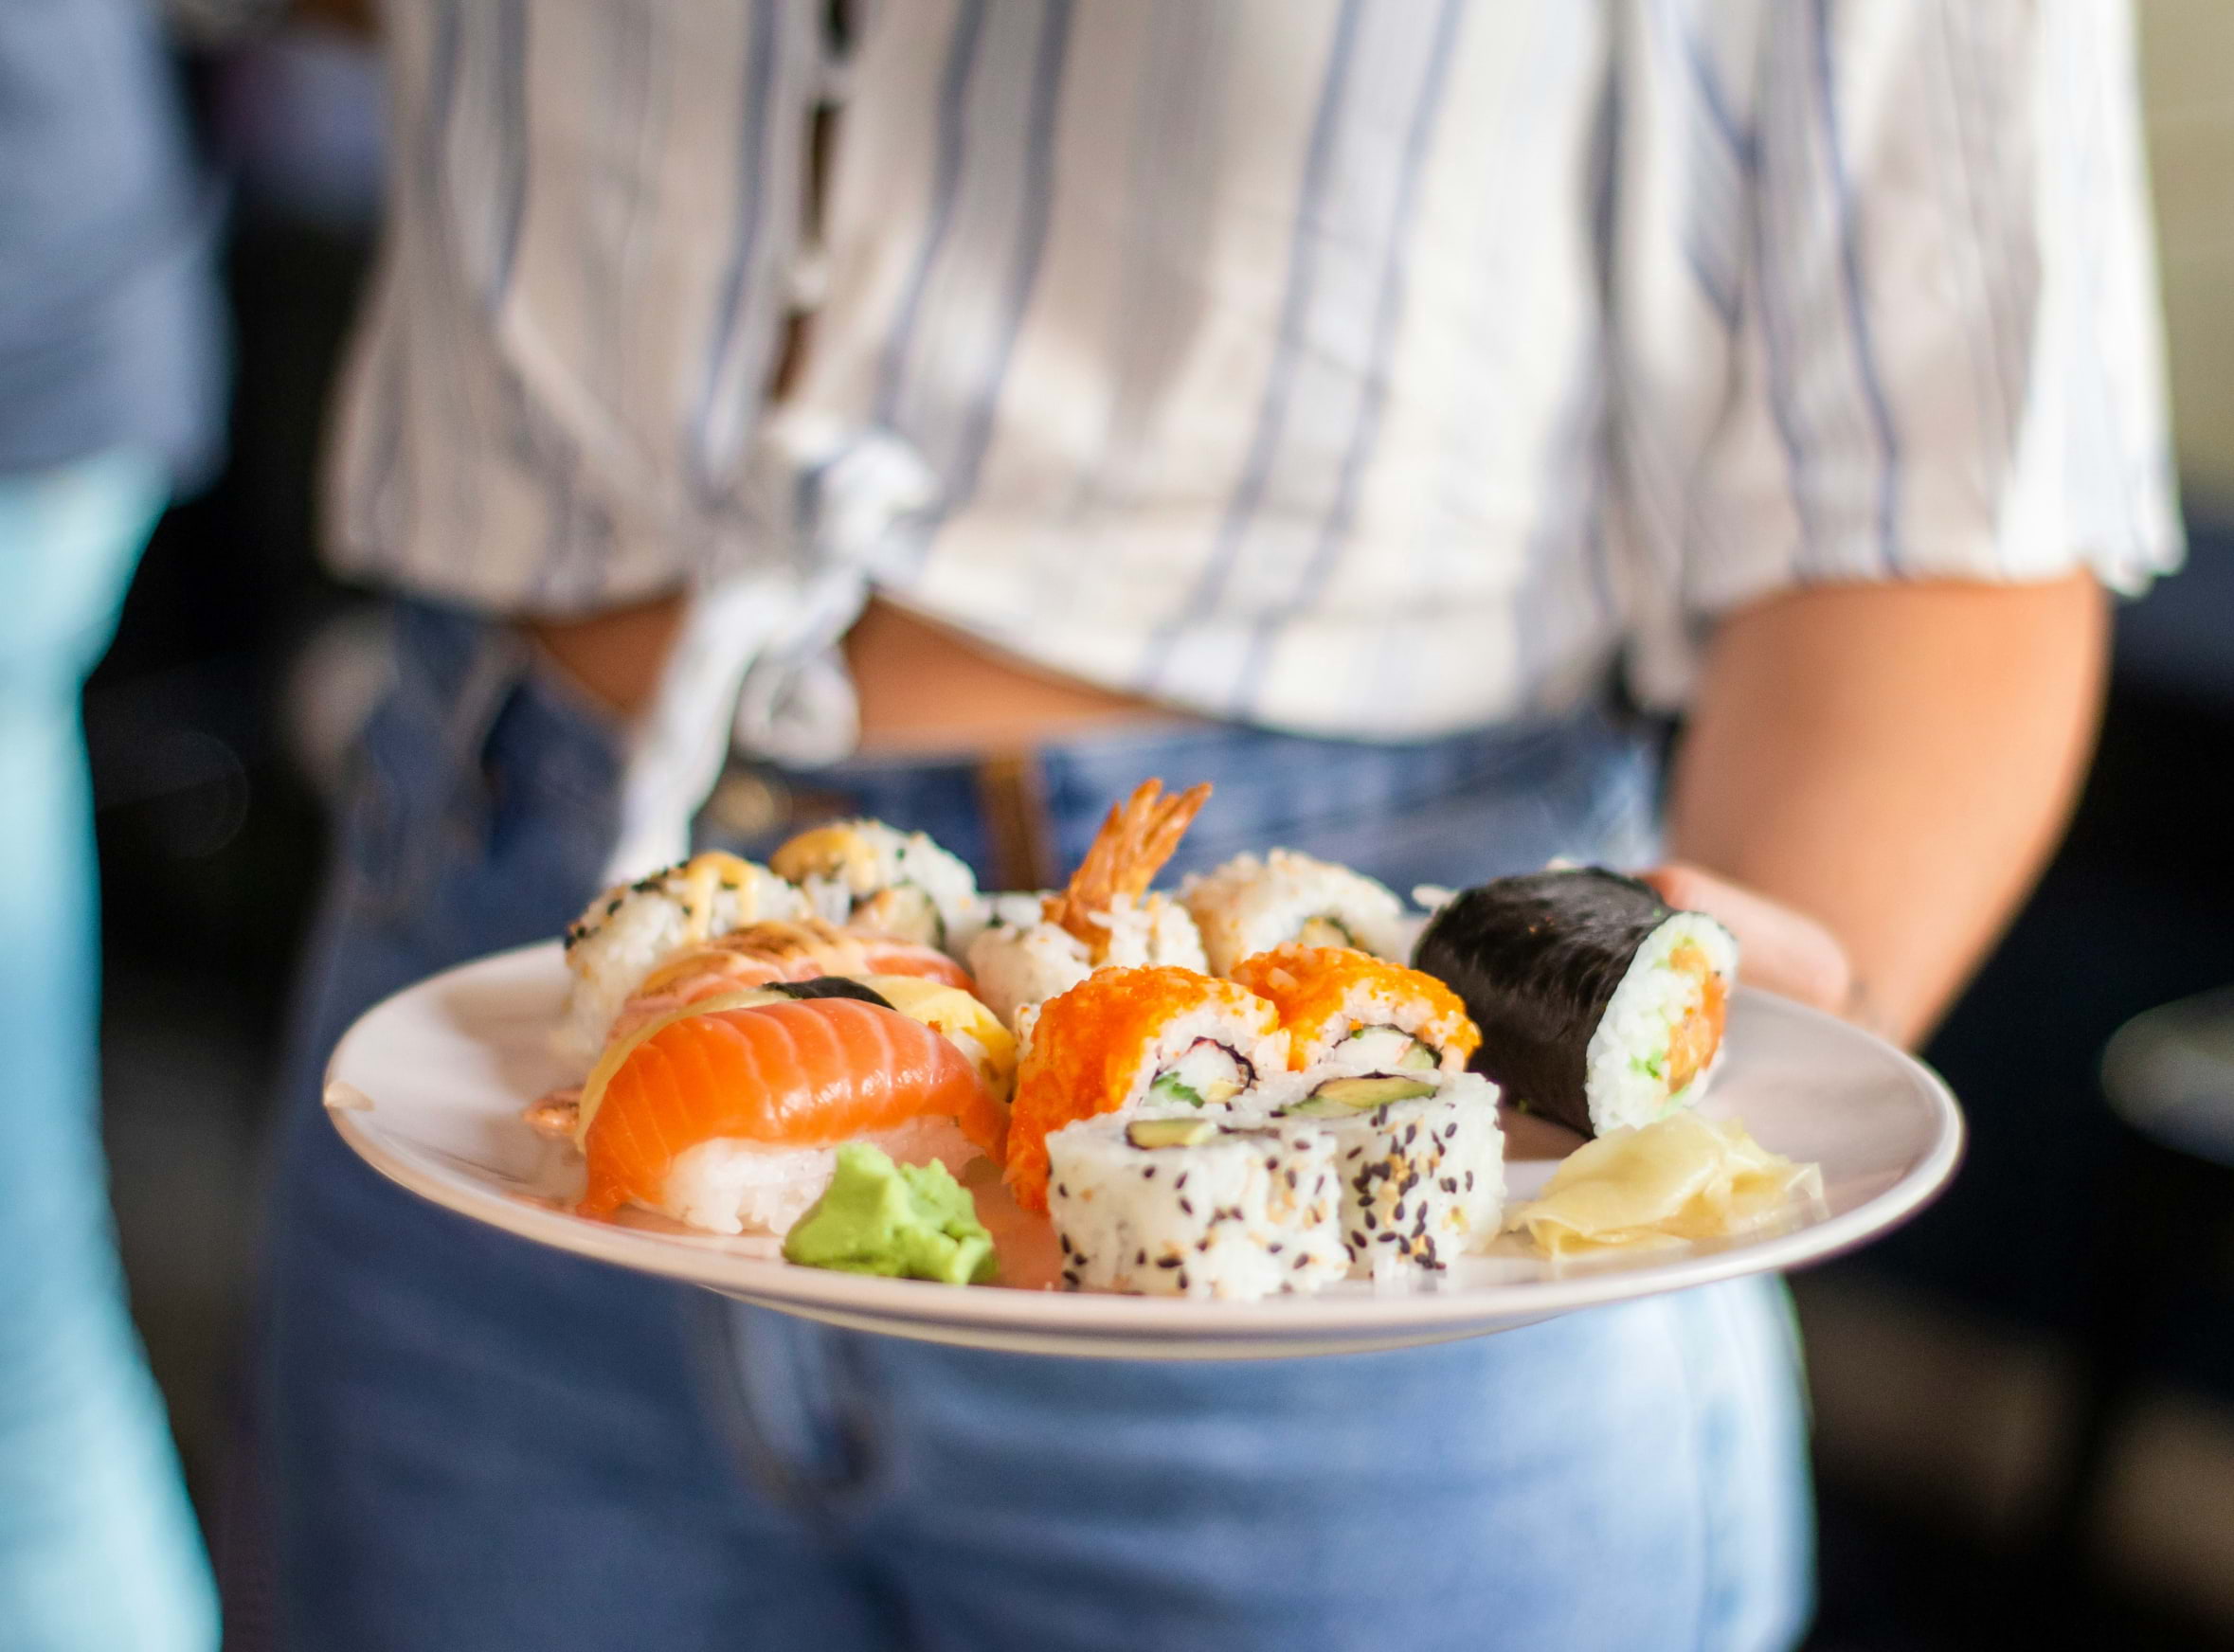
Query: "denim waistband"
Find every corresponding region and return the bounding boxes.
[716,707,1666,901]
[387,596,1663,893]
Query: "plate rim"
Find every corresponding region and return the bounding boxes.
[326,943,1967,1341]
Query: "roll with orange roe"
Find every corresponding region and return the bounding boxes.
[1005,966,1287,1213]
[1226,944,1480,1077]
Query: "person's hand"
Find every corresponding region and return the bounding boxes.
[1638,863,1862,1029]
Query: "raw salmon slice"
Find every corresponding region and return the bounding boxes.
[578,997,1004,1221]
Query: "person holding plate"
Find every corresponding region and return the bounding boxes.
[259,3,2176,1648]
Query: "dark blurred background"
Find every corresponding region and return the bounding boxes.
[103,9,2234,1650]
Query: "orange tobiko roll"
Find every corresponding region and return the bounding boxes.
[1226,944,1481,1074]
[576,996,1005,1226]
[1005,966,1287,1213]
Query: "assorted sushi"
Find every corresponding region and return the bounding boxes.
[521,786,1806,1295]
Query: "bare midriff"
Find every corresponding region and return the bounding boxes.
[526,592,1188,754]
[844,600,1191,755]
[1664,943,1730,1096]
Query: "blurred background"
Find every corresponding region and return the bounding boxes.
[90,5,2234,1648]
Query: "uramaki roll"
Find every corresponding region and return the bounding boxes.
[1227,943,1479,1075]
[1004,966,1287,1213]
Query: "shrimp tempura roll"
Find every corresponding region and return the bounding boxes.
[967,779,1213,1028]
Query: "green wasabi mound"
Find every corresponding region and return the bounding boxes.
[782,1144,997,1285]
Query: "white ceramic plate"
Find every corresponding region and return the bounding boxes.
[326,943,1963,1360]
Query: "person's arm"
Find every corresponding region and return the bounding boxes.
[1646,571,2108,1049]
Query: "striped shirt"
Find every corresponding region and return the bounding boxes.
[330,0,2181,757]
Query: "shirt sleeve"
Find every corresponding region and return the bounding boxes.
[1612,0,2183,709]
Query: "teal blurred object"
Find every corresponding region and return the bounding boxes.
[0,452,218,1651]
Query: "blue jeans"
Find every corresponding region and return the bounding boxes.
[262,600,1811,1652]
[0,453,219,1651]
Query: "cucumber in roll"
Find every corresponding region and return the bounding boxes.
[1412,869,1736,1137]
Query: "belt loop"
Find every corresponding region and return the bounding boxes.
[976,749,1055,891]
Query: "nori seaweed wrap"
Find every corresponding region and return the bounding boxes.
[1412,869,1736,1137]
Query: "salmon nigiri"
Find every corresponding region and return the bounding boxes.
[607,919,975,1045]
[576,995,1006,1235]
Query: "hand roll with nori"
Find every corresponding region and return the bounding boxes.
[1412,869,1736,1137]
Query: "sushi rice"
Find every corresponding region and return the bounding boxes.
[1044,1114,1349,1299]
[1183,850,1411,976]
[967,892,1208,1031]
[560,853,804,1063]
[770,818,981,949]
[660,1115,983,1237]
[1585,910,1738,1132]
[1258,1069,1506,1282]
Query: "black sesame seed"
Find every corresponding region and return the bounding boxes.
[1156,1256,1182,1269]
[1268,1242,1284,1254]
[1180,1198,1194,1215]
[1057,1183,1069,1198]
[1059,1234,1072,1254]
[1177,1270,1190,1290]
[1464,1171,1475,1192]
[1175,1172,1189,1189]
[1284,1169,1298,1189]
[1265,1157,1280,1171]
[1378,1231,1397,1244]
[1144,1167,1156,1179]
[1298,1253,1315,1268]
[1441,1176,1458,1194]
[1136,1248,1147,1266]
[1362,1211,1378,1231]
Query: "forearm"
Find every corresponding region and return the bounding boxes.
[1662,572,2108,1048]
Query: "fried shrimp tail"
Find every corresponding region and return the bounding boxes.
[1042,779,1212,955]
